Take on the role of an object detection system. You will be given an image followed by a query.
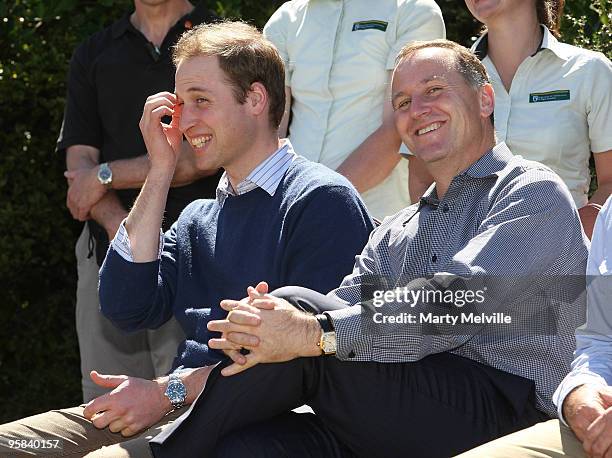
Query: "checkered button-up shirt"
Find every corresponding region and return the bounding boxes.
[327,142,589,417]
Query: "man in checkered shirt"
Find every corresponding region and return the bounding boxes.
[149,40,589,458]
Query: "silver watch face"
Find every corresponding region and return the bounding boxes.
[166,380,186,406]
[98,164,112,185]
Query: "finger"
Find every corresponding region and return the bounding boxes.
[121,426,138,437]
[220,299,242,312]
[64,170,75,179]
[208,337,243,351]
[171,103,182,127]
[585,411,612,457]
[227,309,261,326]
[601,390,612,406]
[146,91,176,103]
[224,349,247,365]
[207,319,254,334]
[89,409,119,429]
[150,105,174,120]
[108,419,125,434]
[249,297,278,311]
[83,393,112,419]
[226,331,260,348]
[90,370,128,389]
[221,353,260,376]
[255,281,269,294]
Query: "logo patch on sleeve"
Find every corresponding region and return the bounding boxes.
[529,90,570,103]
[352,20,388,32]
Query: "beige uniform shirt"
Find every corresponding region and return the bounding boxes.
[473,26,612,207]
[264,0,445,218]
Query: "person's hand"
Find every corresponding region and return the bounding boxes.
[563,384,612,442]
[210,282,271,366]
[82,370,171,437]
[139,91,183,171]
[208,287,322,376]
[64,167,107,221]
[575,386,612,457]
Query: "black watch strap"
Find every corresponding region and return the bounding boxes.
[315,313,334,333]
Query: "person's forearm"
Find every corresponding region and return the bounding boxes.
[336,124,403,193]
[89,191,129,240]
[125,165,173,262]
[588,183,612,207]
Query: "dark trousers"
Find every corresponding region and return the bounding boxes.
[150,287,546,458]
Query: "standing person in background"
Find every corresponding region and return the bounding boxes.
[59,0,220,402]
[412,0,612,237]
[263,0,445,220]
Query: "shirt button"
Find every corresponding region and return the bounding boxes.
[432,254,437,263]
[442,204,450,213]
[348,350,356,359]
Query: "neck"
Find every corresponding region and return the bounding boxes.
[485,8,542,90]
[429,130,496,199]
[225,133,283,190]
[131,0,193,47]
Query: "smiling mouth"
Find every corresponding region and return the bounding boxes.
[417,122,442,136]
[191,135,212,148]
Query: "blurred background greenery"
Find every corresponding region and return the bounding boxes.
[0,0,610,422]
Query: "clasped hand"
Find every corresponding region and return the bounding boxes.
[207,282,318,376]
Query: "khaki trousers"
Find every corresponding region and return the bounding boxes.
[75,225,185,402]
[455,419,586,458]
[0,405,185,457]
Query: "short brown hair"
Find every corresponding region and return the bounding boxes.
[173,21,286,129]
[395,39,490,89]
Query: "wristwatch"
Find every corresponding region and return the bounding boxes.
[97,162,113,186]
[164,373,187,409]
[315,313,337,355]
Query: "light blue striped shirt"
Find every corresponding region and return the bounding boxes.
[112,141,297,261]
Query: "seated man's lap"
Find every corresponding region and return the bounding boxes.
[454,419,585,458]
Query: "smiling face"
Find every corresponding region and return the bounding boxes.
[391,47,494,173]
[175,54,254,172]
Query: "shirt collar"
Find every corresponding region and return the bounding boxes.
[419,142,513,205]
[463,142,514,178]
[472,25,565,61]
[215,140,297,207]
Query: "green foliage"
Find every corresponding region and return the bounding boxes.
[0,0,608,422]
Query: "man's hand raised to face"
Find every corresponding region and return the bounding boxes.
[208,283,323,377]
[82,370,172,437]
[139,91,184,172]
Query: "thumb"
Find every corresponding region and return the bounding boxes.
[255,281,269,295]
[90,370,128,388]
[600,387,612,406]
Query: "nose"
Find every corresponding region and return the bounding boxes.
[410,95,431,119]
[178,104,195,133]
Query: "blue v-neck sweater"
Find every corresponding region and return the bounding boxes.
[100,157,374,369]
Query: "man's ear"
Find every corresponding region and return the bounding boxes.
[246,82,268,117]
[479,83,495,119]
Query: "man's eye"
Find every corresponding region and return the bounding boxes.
[427,87,442,95]
[395,99,411,110]
[196,98,209,104]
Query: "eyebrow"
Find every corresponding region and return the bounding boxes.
[391,75,447,101]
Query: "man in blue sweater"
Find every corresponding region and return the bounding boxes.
[0,21,372,457]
